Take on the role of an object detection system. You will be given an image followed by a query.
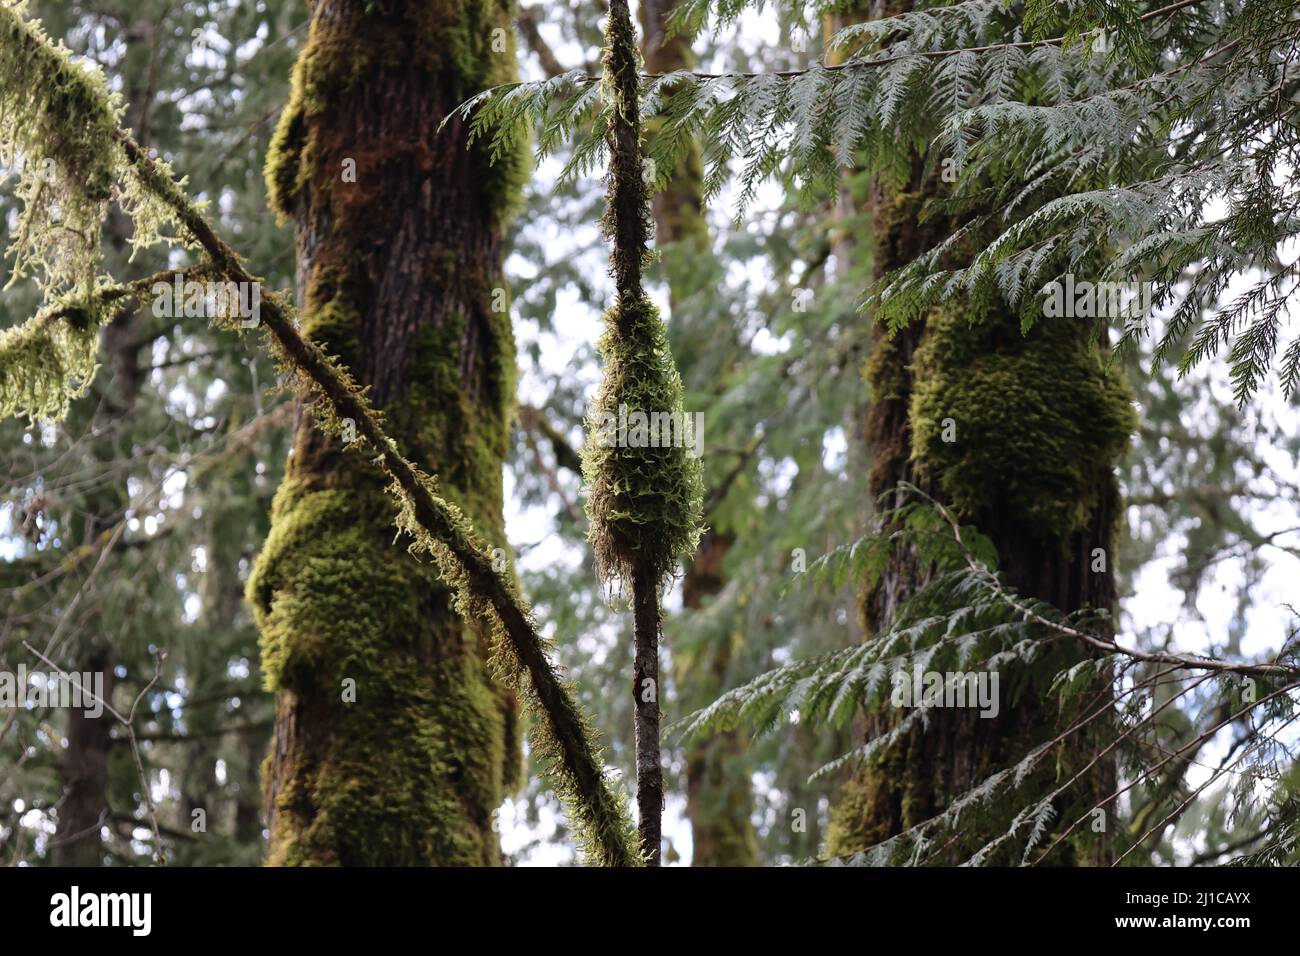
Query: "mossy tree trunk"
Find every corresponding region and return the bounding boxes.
[639,0,758,867]
[249,0,524,866]
[825,0,1128,865]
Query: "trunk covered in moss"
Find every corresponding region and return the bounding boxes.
[248,0,524,866]
[825,0,1129,865]
[639,0,758,866]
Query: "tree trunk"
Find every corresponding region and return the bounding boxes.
[50,647,116,865]
[249,0,524,866]
[825,0,1127,866]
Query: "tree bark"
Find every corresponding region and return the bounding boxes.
[50,647,116,865]
[632,563,663,865]
[249,0,523,866]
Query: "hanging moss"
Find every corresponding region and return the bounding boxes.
[0,3,119,294]
[0,4,118,422]
[0,4,191,425]
[1,0,634,865]
[909,307,1135,545]
[0,295,105,422]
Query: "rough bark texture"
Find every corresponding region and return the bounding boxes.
[824,0,1127,865]
[249,0,523,866]
[632,562,663,865]
[640,0,759,867]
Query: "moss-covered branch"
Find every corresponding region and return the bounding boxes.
[582,0,704,865]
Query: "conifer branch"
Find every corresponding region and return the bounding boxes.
[924,486,1300,680]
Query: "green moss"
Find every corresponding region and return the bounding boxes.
[391,304,514,536]
[264,0,527,229]
[249,257,525,849]
[248,248,522,861]
[0,5,198,424]
[823,740,910,859]
[909,307,1135,544]
[247,485,509,866]
[0,294,106,422]
[0,3,121,299]
[583,293,705,594]
[264,95,306,222]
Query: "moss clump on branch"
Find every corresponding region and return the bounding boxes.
[583,0,704,600]
[584,293,704,595]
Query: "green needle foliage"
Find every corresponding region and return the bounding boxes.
[458,0,1300,405]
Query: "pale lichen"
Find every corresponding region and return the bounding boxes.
[0,3,190,422]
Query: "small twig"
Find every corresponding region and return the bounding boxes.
[23,641,167,864]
